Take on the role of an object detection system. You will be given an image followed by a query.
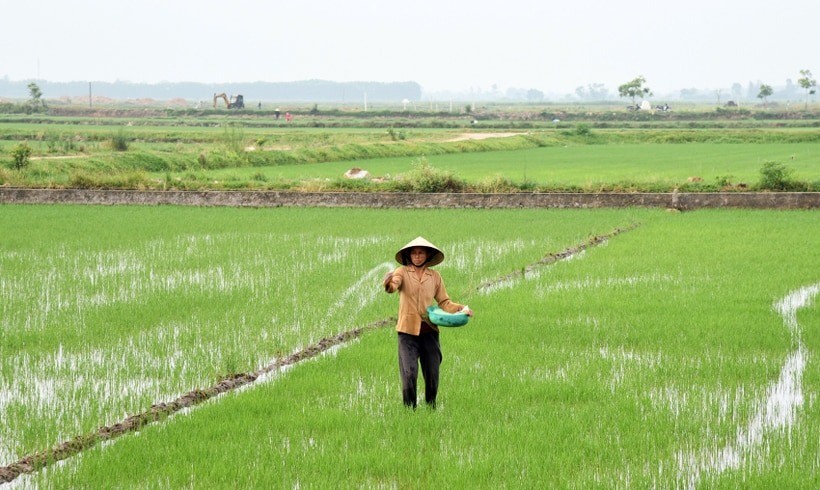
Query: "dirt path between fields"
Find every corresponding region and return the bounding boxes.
[29,155,89,161]
[28,133,519,159]
[0,224,637,484]
[445,132,520,142]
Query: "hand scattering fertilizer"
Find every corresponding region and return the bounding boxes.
[427,305,470,327]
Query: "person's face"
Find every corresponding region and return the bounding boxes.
[409,247,428,267]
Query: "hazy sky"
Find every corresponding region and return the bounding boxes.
[2,0,817,96]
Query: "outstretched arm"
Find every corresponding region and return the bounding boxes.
[383,269,401,293]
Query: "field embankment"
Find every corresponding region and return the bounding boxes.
[1,188,818,209]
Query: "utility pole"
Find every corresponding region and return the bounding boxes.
[89,82,92,108]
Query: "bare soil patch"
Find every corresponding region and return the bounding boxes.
[445,132,521,142]
[29,155,89,161]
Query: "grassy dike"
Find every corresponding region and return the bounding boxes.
[4,207,817,488]
[2,123,818,192]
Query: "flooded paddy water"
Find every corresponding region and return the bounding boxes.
[1,206,817,487]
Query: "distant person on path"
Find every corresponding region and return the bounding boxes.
[275,108,281,119]
[285,112,293,122]
[383,237,473,409]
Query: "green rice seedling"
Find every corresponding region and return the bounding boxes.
[1,205,648,474]
[4,205,818,488]
[22,209,818,488]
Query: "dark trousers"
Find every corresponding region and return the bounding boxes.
[398,330,442,408]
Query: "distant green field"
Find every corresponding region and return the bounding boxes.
[2,111,819,191]
[196,141,820,187]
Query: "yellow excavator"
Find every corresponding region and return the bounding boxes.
[213,93,245,109]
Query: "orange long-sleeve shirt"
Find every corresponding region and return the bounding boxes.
[385,265,464,335]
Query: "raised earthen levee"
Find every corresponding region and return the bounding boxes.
[0,189,818,209]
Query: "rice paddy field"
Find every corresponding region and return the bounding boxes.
[200,141,819,188]
[1,204,818,488]
[1,113,818,191]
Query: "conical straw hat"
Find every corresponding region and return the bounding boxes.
[395,236,444,266]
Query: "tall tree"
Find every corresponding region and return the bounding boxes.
[26,82,45,112]
[797,69,817,110]
[618,76,652,106]
[757,84,773,106]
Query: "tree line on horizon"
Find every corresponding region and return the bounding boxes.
[614,71,816,109]
[0,79,422,104]
[0,73,815,106]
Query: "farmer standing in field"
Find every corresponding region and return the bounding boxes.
[383,237,473,409]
